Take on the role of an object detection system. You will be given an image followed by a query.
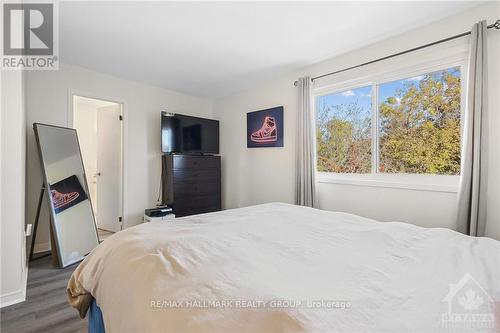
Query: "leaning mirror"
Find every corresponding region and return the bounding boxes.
[33,123,99,267]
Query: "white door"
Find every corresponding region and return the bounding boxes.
[96,104,123,232]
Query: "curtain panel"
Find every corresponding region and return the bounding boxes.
[457,20,488,236]
[295,77,318,208]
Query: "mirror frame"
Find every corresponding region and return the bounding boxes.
[33,123,100,267]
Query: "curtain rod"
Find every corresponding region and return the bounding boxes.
[294,19,500,86]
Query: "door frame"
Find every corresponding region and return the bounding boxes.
[68,89,126,231]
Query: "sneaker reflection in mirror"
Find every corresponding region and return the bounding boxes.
[51,189,80,209]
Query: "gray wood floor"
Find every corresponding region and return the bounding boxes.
[1,230,113,332]
[0,255,86,333]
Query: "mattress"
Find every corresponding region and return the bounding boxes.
[68,203,500,332]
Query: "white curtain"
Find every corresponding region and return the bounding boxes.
[457,20,488,236]
[295,77,318,208]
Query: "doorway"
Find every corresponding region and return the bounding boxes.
[73,95,123,233]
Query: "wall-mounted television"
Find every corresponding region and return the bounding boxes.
[161,112,219,154]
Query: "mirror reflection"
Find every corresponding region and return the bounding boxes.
[34,123,99,267]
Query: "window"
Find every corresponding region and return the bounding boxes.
[316,86,372,173]
[316,67,461,176]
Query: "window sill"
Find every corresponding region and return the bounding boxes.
[316,173,459,193]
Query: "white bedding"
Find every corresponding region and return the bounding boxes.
[68,203,500,332]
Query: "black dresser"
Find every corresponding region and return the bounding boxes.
[162,155,221,217]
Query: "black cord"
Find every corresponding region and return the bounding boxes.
[157,155,163,205]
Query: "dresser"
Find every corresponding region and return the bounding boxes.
[161,155,221,217]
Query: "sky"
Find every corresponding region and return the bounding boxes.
[318,85,372,120]
[317,67,460,121]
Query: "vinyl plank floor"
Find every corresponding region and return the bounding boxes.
[98,229,114,241]
[1,256,87,333]
[1,230,115,332]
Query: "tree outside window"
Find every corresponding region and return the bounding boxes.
[316,67,461,175]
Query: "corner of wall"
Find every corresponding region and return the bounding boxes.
[0,269,27,308]
[0,69,28,308]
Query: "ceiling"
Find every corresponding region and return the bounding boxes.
[60,1,478,99]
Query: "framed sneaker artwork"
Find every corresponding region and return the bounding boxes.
[247,106,284,148]
[49,174,88,214]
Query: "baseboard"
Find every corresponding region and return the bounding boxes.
[34,241,50,253]
[0,269,27,308]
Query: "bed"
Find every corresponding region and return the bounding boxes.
[67,203,500,332]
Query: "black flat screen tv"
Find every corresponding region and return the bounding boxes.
[161,112,219,154]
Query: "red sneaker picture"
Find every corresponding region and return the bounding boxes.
[250,116,277,143]
[51,189,80,209]
[49,175,88,214]
[247,106,284,148]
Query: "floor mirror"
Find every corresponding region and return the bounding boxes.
[33,123,100,268]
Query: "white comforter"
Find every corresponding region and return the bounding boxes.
[68,203,500,332]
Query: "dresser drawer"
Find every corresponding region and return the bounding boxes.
[174,194,221,217]
[175,206,220,218]
[174,181,220,196]
[173,169,220,183]
[173,155,220,170]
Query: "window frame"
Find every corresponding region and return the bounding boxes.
[313,53,468,193]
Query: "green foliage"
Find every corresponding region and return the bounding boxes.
[379,69,461,174]
[316,69,461,175]
[316,100,371,173]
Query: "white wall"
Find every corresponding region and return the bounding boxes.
[483,9,500,240]
[26,63,213,251]
[213,3,500,239]
[0,70,27,307]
